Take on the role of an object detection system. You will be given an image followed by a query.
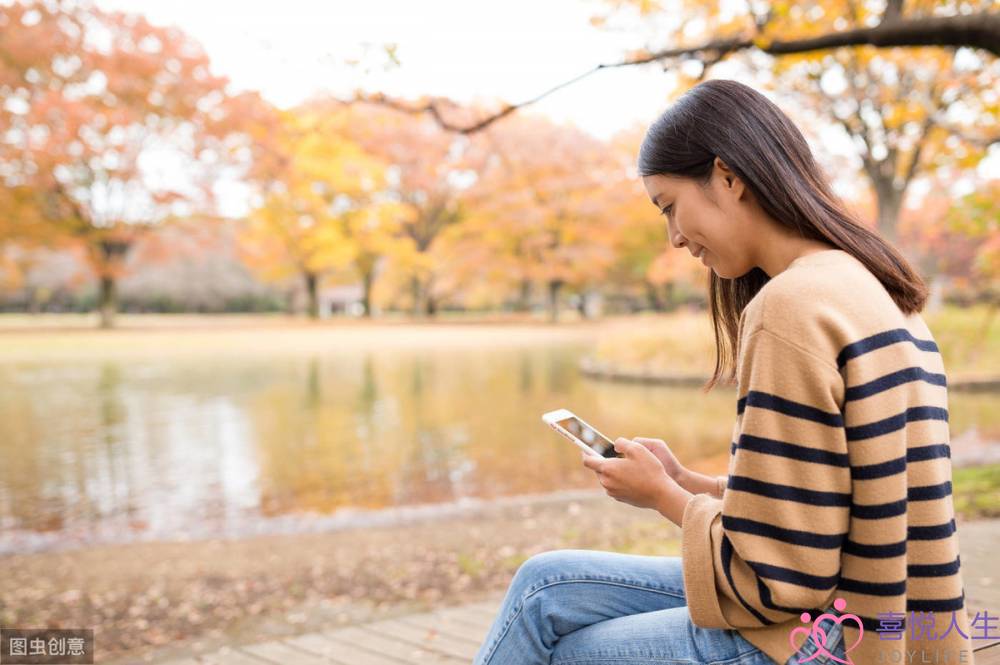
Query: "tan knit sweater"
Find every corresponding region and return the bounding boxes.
[682,249,973,664]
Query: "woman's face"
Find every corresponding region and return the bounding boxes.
[641,160,759,279]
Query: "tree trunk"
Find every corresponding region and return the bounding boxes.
[870,173,904,242]
[424,275,438,317]
[27,287,42,315]
[516,279,532,312]
[360,269,374,318]
[304,271,320,319]
[645,281,665,312]
[411,276,424,317]
[547,279,562,323]
[92,236,133,329]
[98,275,117,329]
[977,299,998,348]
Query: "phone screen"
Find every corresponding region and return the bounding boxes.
[557,416,620,458]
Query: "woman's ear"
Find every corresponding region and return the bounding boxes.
[714,157,735,186]
[714,157,745,198]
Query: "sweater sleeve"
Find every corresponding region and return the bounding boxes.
[681,326,850,628]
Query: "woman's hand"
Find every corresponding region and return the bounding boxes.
[581,437,673,511]
[632,437,689,485]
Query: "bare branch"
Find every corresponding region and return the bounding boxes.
[338,10,998,135]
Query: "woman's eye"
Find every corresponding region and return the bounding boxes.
[661,205,673,218]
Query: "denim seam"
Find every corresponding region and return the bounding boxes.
[524,576,687,602]
[479,578,687,665]
[553,647,768,665]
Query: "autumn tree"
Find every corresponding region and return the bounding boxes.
[342,103,482,317]
[238,104,401,318]
[582,0,999,246]
[0,0,258,327]
[462,113,622,322]
[946,178,1000,336]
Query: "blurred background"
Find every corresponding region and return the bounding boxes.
[0,0,997,662]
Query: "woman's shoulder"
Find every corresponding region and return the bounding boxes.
[740,249,912,366]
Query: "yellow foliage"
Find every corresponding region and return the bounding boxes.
[239,105,395,288]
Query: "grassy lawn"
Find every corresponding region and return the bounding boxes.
[924,304,1000,378]
[953,464,1000,519]
[0,312,610,361]
[592,304,999,380]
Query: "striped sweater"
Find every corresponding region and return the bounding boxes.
[682,249,973,664]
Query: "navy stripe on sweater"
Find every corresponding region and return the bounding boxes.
[736,433,850,467]
[728,476,852,507]
[749,586,897,634]
[907,594,965,613]
[908,443,950,462]
[845,366,946,401]
[851,499,907,519]
[723,515,846,549]
[850,483,952,520]
[851,456,907,480]
[837,328,939,370]
[747,561,839,590]
[843,538,907,558]
[839,577,907,596]
[721,535,774,626]
[908,520,956,540]
[910,481,953,501]
[738,391,844,426]
[846,406,948,441]
[908,557,961,577]
[848,445,951,480]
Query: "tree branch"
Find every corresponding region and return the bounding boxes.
[339,10,998,135]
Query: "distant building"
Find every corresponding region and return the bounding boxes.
[319,284,366,317]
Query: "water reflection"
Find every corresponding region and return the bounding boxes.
[0,341,996,555]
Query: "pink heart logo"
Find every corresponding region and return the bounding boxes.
[788,599,865,665]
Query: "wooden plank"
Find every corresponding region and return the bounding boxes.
[431,604,497,632]
[286,630,412,665]
[240,640,331,665]
[462,598,503,613]
[456,605,501,624]
[199,646,277,664]
[397,610,490,645]
[325,624,468,663]
[355,617,480,661]
[975,640,1000,665]
[461,602,503,620]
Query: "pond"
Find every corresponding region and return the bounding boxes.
[0,322,996,555]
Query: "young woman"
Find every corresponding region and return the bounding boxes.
[473,80,972,665]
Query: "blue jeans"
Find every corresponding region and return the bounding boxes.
[472,549,775,665]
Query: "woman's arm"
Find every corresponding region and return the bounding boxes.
[633,437,727,498]
[683,326,850,629]
[677,468,727,499]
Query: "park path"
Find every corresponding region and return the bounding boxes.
[134,519,1000,664]
[152,596,505,665]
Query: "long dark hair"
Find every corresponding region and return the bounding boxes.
[637,79,927,392]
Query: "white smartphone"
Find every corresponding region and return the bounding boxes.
[542,408,621,458]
